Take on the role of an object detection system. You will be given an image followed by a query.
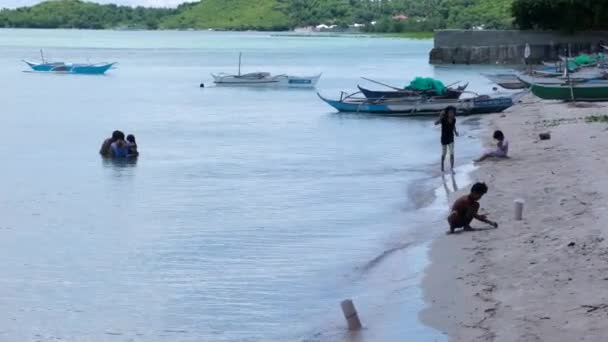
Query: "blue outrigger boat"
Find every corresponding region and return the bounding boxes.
[318,92,515,116]
[23,60,115,75]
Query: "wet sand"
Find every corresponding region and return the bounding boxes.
[421,95,608,341]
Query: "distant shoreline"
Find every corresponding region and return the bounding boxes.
[0,27,433,39]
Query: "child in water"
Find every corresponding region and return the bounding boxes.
[126,134,139,157]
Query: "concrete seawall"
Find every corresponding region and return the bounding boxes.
[430,30,608,64]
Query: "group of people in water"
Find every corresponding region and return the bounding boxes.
[99,130,139,159]
[435,106,508,234]
[96,108,505,234]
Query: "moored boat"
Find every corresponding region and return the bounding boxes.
[212,72,321,88]
[530,82,608,101]
[516,74,605,87]
[317,92,514,116]
[357,82,468,100]
[482,73,527,90]
[211,53,321,88]
[23,60,115,75]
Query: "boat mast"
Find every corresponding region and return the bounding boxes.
[238,52,242,76]
[40,49,45,63]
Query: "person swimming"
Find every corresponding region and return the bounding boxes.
[126,134,139,157]
[100,130,124,158]
[110,133,129,159]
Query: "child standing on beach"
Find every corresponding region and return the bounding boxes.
[448,182,498,234]
[435,106,459,173]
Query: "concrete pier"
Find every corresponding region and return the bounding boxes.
[430,30,608,64]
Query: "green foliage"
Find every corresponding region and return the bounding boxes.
[0,0,518,32]
[0,0,175,29]
[161,0,292,31]
[441,0,513,29]
[512,0,608,31]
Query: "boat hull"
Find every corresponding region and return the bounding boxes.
[24,61,114,74]
[212,73,321,88]
[358,84,467,100]
[483,73,526,90]
[317,93,513,116]
[530,83,608,101]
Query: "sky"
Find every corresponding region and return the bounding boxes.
[1,0,196,8]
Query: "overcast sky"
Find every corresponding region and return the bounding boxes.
[1,0,196,8]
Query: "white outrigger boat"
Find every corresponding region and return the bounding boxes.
[211,53,321,88]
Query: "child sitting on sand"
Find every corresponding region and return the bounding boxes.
[475,130,508,162]
[448,182,498,234]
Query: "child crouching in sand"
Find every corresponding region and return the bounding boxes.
[448,182,498,234]
[475,130,509,162]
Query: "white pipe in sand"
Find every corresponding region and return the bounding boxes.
[340,299,362,331]
[514,199,525,220]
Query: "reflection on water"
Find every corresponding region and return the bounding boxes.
[441,172,459,197]
[0,30,500,341]
[101,156,138,169]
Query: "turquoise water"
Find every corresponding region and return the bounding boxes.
[0,29,506,341]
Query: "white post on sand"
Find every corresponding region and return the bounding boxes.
[340,299,362,331]
[514,199,525,220]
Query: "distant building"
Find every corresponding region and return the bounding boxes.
[315,24,338,32]
[392,14,409,21]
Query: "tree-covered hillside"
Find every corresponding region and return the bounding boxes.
[0,0,176,29]
[161,0,292,31]
[0,0,529,32]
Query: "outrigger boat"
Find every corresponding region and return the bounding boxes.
[317,92,515,116]
[211,53,321,88]
[484,69,606,90]
[23,60,115,75]
[482,73,527,90]
[23,50,115,75]
[357,77,469,99]
[530,82,608,101]
[357,82,468,100]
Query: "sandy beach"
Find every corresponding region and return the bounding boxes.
[421,95,608,341]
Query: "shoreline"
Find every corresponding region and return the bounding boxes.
[0,27,432,39]
[300,119,483,342]
[420,95,608,340]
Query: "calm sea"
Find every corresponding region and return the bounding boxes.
[0,29,509,341]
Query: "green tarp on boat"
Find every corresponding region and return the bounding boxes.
[407,77,447,95]
[573,54,596,66]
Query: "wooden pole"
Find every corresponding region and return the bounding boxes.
[340,299,362,331]
[238,52,242,76]
[514,199,525,220]
[567,45,574,102]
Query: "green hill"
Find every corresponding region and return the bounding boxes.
[161,0,292,31]
[443,0,514,29]
[0,0,520,32]
[0,0,174,29]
